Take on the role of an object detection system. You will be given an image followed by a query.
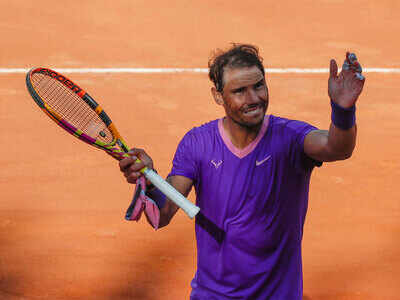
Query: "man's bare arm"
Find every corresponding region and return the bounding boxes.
[304,52,364,162]
[304,124,357,162]
[158,175,194,228]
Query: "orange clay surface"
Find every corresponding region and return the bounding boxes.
[1,1,400,299]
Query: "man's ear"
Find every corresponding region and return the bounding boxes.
[211,87,224,105]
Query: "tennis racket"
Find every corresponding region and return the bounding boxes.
[25,67,200,219]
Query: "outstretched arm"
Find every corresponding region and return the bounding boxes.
[305,52,365,162]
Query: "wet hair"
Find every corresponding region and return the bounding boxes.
[208,43,265,93]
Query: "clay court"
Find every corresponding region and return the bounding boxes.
[1,1,399,299]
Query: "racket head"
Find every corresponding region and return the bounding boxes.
[26,67,130,160]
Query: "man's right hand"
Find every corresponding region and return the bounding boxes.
[119,148,154,184]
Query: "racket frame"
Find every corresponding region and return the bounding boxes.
[26,67,200,218]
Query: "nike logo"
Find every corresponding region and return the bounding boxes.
[211,159,223,169]
[256,155,271,166]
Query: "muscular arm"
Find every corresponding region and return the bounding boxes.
[304,124,356,162]
[158,175,194,228]
[304,53,364,163]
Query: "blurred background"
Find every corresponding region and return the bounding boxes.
[0,1,399,299]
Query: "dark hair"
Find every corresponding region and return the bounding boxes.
[208,43,265,92]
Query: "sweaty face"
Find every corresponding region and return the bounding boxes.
[220,66,269,128]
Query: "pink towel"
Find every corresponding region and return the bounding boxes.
[125,176,160,229]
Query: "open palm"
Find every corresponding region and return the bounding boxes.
[328,53,365,108]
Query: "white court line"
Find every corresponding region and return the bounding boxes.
[0,68,400,74]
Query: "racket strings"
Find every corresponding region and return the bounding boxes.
[31,73,113,144]
[36,74,97,132]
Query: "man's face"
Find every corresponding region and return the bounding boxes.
[219,65,269,128]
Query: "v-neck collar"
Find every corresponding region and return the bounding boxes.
[218,115,270,159]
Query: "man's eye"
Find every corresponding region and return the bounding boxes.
[233,88,244,94]
[254,82,264,89]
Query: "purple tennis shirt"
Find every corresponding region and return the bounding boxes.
[168,115,321,299]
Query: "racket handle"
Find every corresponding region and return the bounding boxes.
[142,168,200,219]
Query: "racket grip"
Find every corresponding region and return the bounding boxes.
[142,168,200,219]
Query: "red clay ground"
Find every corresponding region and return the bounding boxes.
[1,1,399,299]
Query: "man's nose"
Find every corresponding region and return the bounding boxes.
[245,88,259,103]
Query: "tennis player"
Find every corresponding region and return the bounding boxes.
[119,44,365,299]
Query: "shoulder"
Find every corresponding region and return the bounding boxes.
[175,119,220,152]
[187,119,219,134]
[173,119,220,167]
[269,115,322,170]
[269,115,318,137]
[183,119,220,141]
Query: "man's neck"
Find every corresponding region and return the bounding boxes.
[223,117,264,149]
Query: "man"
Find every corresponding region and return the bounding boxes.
[119,44,365,299]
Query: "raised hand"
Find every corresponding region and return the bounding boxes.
[328,52,365,108]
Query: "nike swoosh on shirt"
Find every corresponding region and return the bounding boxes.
[256,155,271,166]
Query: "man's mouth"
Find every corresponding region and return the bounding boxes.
[242,103,265,115]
